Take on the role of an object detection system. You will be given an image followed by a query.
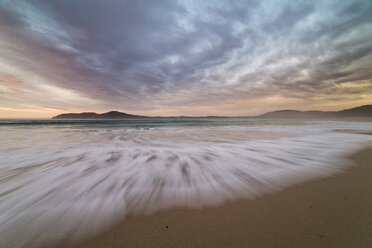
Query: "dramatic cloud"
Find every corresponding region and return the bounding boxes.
[0,0,371,117]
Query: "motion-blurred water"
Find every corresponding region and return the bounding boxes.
[1,119,372,247]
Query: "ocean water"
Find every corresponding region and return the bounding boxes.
[1,119,372,247]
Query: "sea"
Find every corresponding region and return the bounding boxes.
[1,118,372,247]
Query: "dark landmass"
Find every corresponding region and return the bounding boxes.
[257,105,372,119]
[52,111,147,119]
[52,104,372,119]
[52,111,231,119]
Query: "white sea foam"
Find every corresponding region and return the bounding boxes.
[0,121,372,247]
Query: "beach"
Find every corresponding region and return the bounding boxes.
[1,119,372,248]
[2,0,372,246]
[58,145,372,248]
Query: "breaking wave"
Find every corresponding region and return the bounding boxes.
[1,121,372,247]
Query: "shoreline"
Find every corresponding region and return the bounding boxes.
[53,145,372,248]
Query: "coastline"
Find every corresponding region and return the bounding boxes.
[54,144,372,248]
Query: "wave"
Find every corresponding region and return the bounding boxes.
[1,123,372,247]
[0,118,271,127]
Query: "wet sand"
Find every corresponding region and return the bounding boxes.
[51,143,372,248]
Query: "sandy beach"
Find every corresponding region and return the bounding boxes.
[2,0,372,246]
[51,143,372,248]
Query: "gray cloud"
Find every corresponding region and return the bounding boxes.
[0,0,371,114]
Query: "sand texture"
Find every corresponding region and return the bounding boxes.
[51,146,372,248]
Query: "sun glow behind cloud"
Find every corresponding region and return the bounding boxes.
[0,0,371,118]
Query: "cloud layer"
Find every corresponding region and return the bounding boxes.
[0,0,372,117]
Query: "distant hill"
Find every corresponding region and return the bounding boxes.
[258,104,372,119]
[52,105,372,119]
[337,105,372,117]
[258,110,331,119]
[52,111,147,119]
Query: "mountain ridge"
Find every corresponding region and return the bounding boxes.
[258,105,372,118]
[52,104,372,119]
[52,111,146,119]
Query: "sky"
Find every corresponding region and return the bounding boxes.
[0,0,372,118]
